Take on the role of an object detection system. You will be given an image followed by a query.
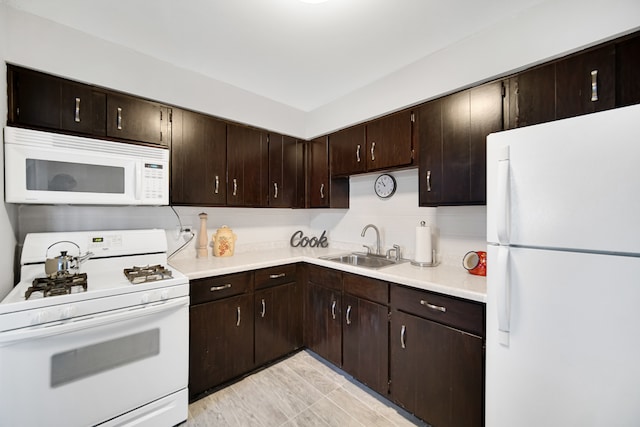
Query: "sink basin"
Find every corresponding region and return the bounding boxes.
[320,252,405,269]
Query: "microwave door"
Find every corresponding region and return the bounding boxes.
[5,144,138,204]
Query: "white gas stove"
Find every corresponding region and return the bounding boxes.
[0,229,189,427]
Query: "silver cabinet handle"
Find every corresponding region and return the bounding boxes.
[233,178,238,196]
[320,183,325,199]
[420,299,446,313]
[400,325,406,349]
[591,70,599,102]
[210,283,232,292]
[356,144,361,163]
[331,300,336,320]
[370,142,376,161]
[236,306,241,326]
[116,107,122,130]
[269,273,286,279]
[273,182,278,199]
[426,170,432,192]
[74,97,81,123]
[214,175,219,194]
[260,298,266,318]
[346,305,352,325]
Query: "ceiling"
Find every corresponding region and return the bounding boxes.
[4,0,549,112]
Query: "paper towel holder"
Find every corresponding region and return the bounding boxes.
[410,250,439,267]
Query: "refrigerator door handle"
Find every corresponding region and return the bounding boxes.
[497,146,510,245]
[497,246,511,346]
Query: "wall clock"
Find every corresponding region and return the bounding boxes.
[374,173,397,198]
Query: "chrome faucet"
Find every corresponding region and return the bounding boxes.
[361,224,382,255]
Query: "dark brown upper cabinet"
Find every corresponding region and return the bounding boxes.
[170,109,227,206]
[506,62,556,129]
[419,81,503,206]
[616,32,640,108]
[329,125,367,176]
[8,65,106,136]
[329,110,414,177]
[268,133,303,208]
[308,136,349,208]
[227,124,269,207]
[556,44,616,120]
[106,93,170,147]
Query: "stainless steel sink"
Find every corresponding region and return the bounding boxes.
[320,252,406,269]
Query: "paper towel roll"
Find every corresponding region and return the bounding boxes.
[415,224,432,263]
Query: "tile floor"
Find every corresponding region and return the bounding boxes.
[185,350,427,426]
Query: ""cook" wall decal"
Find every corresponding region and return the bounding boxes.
[290,230,328,248]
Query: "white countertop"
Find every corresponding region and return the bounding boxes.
[169,247,487,303]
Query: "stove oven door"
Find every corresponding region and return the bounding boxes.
[0,296,189,427]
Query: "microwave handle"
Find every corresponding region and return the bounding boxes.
[134,162,143,200]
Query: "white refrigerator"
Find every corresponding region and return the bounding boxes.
[486,103,640,426]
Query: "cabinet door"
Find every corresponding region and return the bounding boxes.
[227,124,268,207]
[60,81,106,136]
[171,109,227,205]
[308,136,330,207]
[366,110,414,171]
[390,311,484,427]
[330,125,367,177]
[189,294,254,398]
[342,294,389,395]
[8,66,61,130]
[268,133,299,208]
[418,99,443,206]
[441,90,471,205]
[469,81,504,203]
[508,62,556,128]
[254,282,301,366]
[616,33,640,108]
[556,45,615,120]
[107,93,169,146]
[305,282,341,366]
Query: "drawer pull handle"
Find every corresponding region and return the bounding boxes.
[236,306,241,326]
[273,182,278,199]
[420,299,446,312]
[210,283,232,292]
[371,142,376,161]
[214,175,220,194]
[74,97,81,122]
[331,300,337,320]
[260,298,266,318]
[346,305,352,325]
[320,183,325,199]
[400,324,406,349]
[233,178,238,196]
[426,170,432,192]
[269,273,286,279]
[356,144,361,163]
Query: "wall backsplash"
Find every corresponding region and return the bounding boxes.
[14,169,486,268]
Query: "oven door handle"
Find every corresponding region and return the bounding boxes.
[0,296,188,346]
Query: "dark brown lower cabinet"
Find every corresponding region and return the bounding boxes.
[254,281,302,366]
[305,281,342,367]
[189,294,254,399]
[342,293,389,395]
[390,310,484,427]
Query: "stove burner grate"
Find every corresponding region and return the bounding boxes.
[124,264,173,284]
[25,273,88,299]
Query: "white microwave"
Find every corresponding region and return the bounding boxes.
[3,127,169,205]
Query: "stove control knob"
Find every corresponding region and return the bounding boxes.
[160,290,169,300]
[31,311,45,325]
[61,306,74,319]
[141,293,150,304]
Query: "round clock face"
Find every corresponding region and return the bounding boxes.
[374,174,397,198]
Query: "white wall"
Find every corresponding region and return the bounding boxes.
[0,6,18,298]
[306,0,640,137]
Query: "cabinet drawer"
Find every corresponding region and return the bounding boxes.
[255,264,297,290]
[343,273,388,305]
[391,285,485,337]
[307,264,342,291]
[190,272,253,305]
